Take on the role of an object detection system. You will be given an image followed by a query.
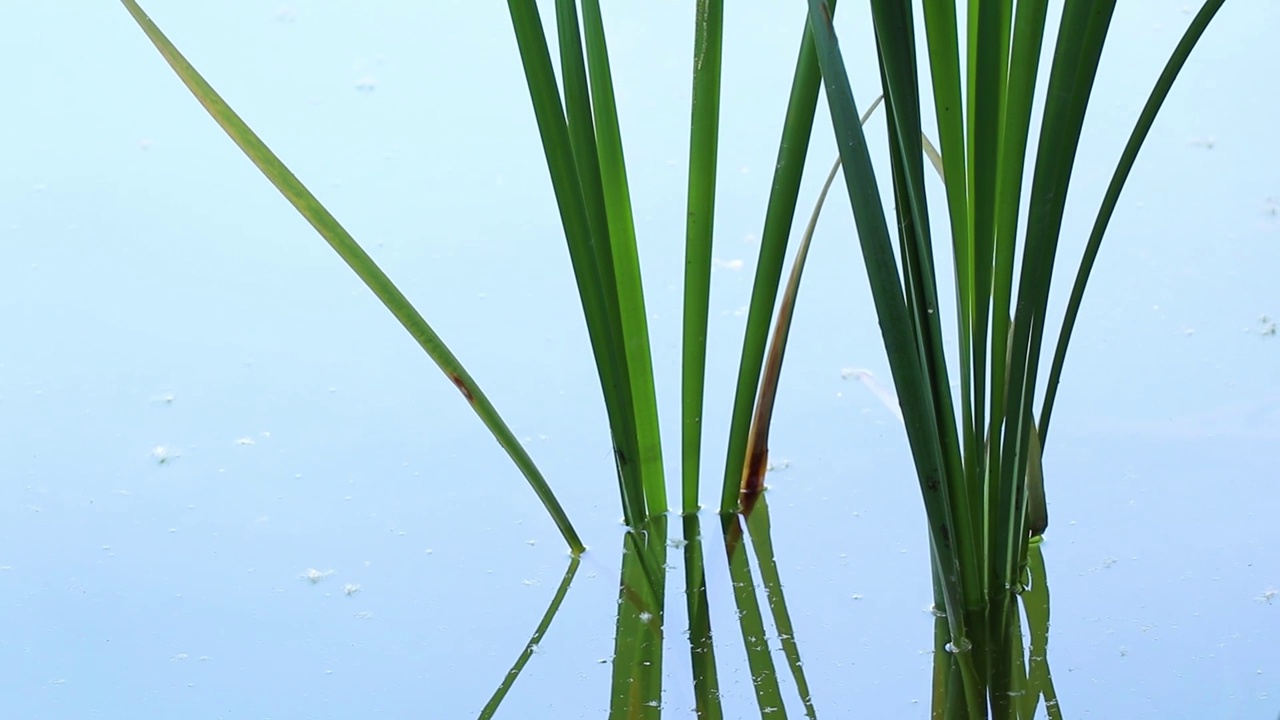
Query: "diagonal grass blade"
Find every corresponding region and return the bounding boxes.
[120,0,583,553]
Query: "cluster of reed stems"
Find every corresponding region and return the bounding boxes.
[121,1,1225,715]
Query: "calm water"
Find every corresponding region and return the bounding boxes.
[3,1,1277,717]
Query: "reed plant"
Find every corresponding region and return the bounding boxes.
[804,0,1223,715]
[122,1,1225,716]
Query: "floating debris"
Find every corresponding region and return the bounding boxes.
[842,367,903,421]
[300,568,334,584]
[342,583,361,597]
[150,446,180,465]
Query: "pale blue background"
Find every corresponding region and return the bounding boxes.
[2,1,1277,718]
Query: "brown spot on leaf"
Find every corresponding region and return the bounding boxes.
[449,373,475,404]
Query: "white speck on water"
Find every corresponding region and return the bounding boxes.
[151,393,175,404]
[355,611,373,619]
[343,583,360,597]
[851,593,864,600]
[667,538,688,549]
[522,579,538,586]
[234,437,255,446]
[1258,589,1278,604]
[170,653,188,661]
[355,75,378,93]
[767,458,792,472]
[150,446,179,464]
[300,568,334,584]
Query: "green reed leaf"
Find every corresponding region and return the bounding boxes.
[121,0,583,553]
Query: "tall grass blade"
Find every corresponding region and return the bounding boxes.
[740,100,882,499]
[1039,0,1226,444]
[510,0,664,525]
[720,11,833,513]
[989,0,1049,471]
[682,0,726,514]
[740,157,840,498]
[993,25,1121,697]
[477,556,581,719]
[964,0,1013,505]
[803,7,979,712]
[120,0,583,553]
[580,1,668,515]
[549,0,647,526]
[869,0,978,615]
